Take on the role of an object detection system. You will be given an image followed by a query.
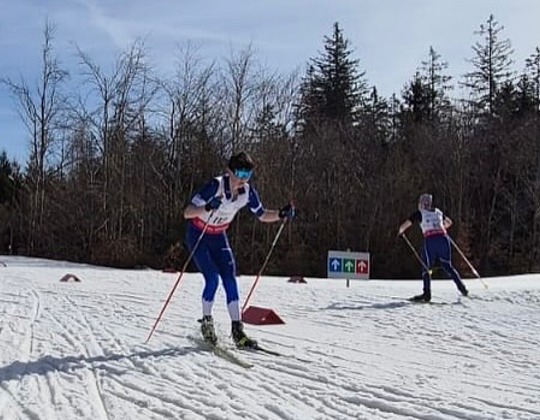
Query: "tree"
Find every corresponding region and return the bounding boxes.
[75,40,160,262]
[401,72,433,124]
[1,20,68,252]
[524,47,540,110]
[297,22,367,127]
[0,152,21,254]
[462,14,514,116]
[419,47,453,121]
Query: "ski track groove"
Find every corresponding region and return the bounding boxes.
[53,292,233,419]
[0,289,46,420]
[39,297,108,419]
[105,373,194,418]
[31,290,114,420]
[253,309,537,420]
[61,294,112,420]
[23,289,41,358]
[2,265,539,419]
[90,344,203,417]
[244,355,366,419]
[0,289,44,420]
[0,382,40,420]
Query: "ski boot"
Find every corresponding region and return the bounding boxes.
[231,321,258,349]
[199,315,217,345]
[458,284,469,297]
[410,292,431,302]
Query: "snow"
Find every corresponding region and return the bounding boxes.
[0,255,539,420]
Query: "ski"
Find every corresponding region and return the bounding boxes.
[188,336,254,369]
[242,343,313,363]
[407,297,431,303]
[245,344,283,356]
[406,298,459,306]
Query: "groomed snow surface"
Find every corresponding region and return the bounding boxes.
[0,256,539,420]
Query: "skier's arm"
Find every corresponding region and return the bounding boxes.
[443,216,453,229]
[184,204,214,219]
[398,211,421,235]
[398,219,413,236]
[259,209,281,223]
[259,204,295,223]
[184,179,220,219]
[248,188,294,223]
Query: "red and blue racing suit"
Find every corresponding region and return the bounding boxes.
[409,208,467,296]
[185,174,265,321]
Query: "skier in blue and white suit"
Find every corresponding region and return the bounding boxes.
[398,193,468,302]
[184,151,295,348]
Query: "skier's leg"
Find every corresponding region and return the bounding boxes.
[186,228,220,316]
[213,234,257,348]
[439,236,468,296]
[421,242,433,299]
[186,228,220,344]
[212,234,240,321]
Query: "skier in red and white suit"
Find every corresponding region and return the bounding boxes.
[398,193,468,302]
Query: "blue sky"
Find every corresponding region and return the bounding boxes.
[1,0,539,164]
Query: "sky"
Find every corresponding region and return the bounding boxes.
[1,0,540,164]
[0,255,539,419]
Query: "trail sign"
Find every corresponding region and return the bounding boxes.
[327,250,370,280]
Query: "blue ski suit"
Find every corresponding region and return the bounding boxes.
[185,174,265,321]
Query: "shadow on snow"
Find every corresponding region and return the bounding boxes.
[324,299,460,311]
[0,345,201,382]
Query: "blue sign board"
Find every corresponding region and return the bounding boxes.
[328,257,342,273]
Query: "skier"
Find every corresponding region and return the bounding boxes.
[397,193,468,302]
[183,151,295,348]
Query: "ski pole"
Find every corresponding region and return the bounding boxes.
[448,236,488,289]
[241,218,287,313]
[145,216,212,343]
[400,233,432,274]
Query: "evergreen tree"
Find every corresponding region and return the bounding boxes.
[364,86,391,145]
[401,48,453,127]
[524,47,540,111]
[297,22,367,127]
[419,47,453,121]
[462,14,514,116]
[0,151,17,205]
[401,72,432,124]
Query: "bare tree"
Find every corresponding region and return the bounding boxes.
[75,40,160,257]
[222,45,260,153]
[1,19,68,251]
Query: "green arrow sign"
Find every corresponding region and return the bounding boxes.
[343,258,355,273]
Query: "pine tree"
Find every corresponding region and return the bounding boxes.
[364,86,391,145]
[399,48,452,125]
[524,47,540,111]
[401,72,432,124]
[419,47,453,121]
[0,152,17,205]
[462,14,514,116]
[296,22,367,128]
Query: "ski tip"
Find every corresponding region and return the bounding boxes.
[253,345,283,356]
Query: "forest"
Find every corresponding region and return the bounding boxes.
[1,15,539,279]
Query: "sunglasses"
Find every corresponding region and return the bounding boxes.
[233,168,253,180]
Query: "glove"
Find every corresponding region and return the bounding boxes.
[205,197,222,212]
[278,203,295,220]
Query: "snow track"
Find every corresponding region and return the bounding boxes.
[1,258,539,419]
